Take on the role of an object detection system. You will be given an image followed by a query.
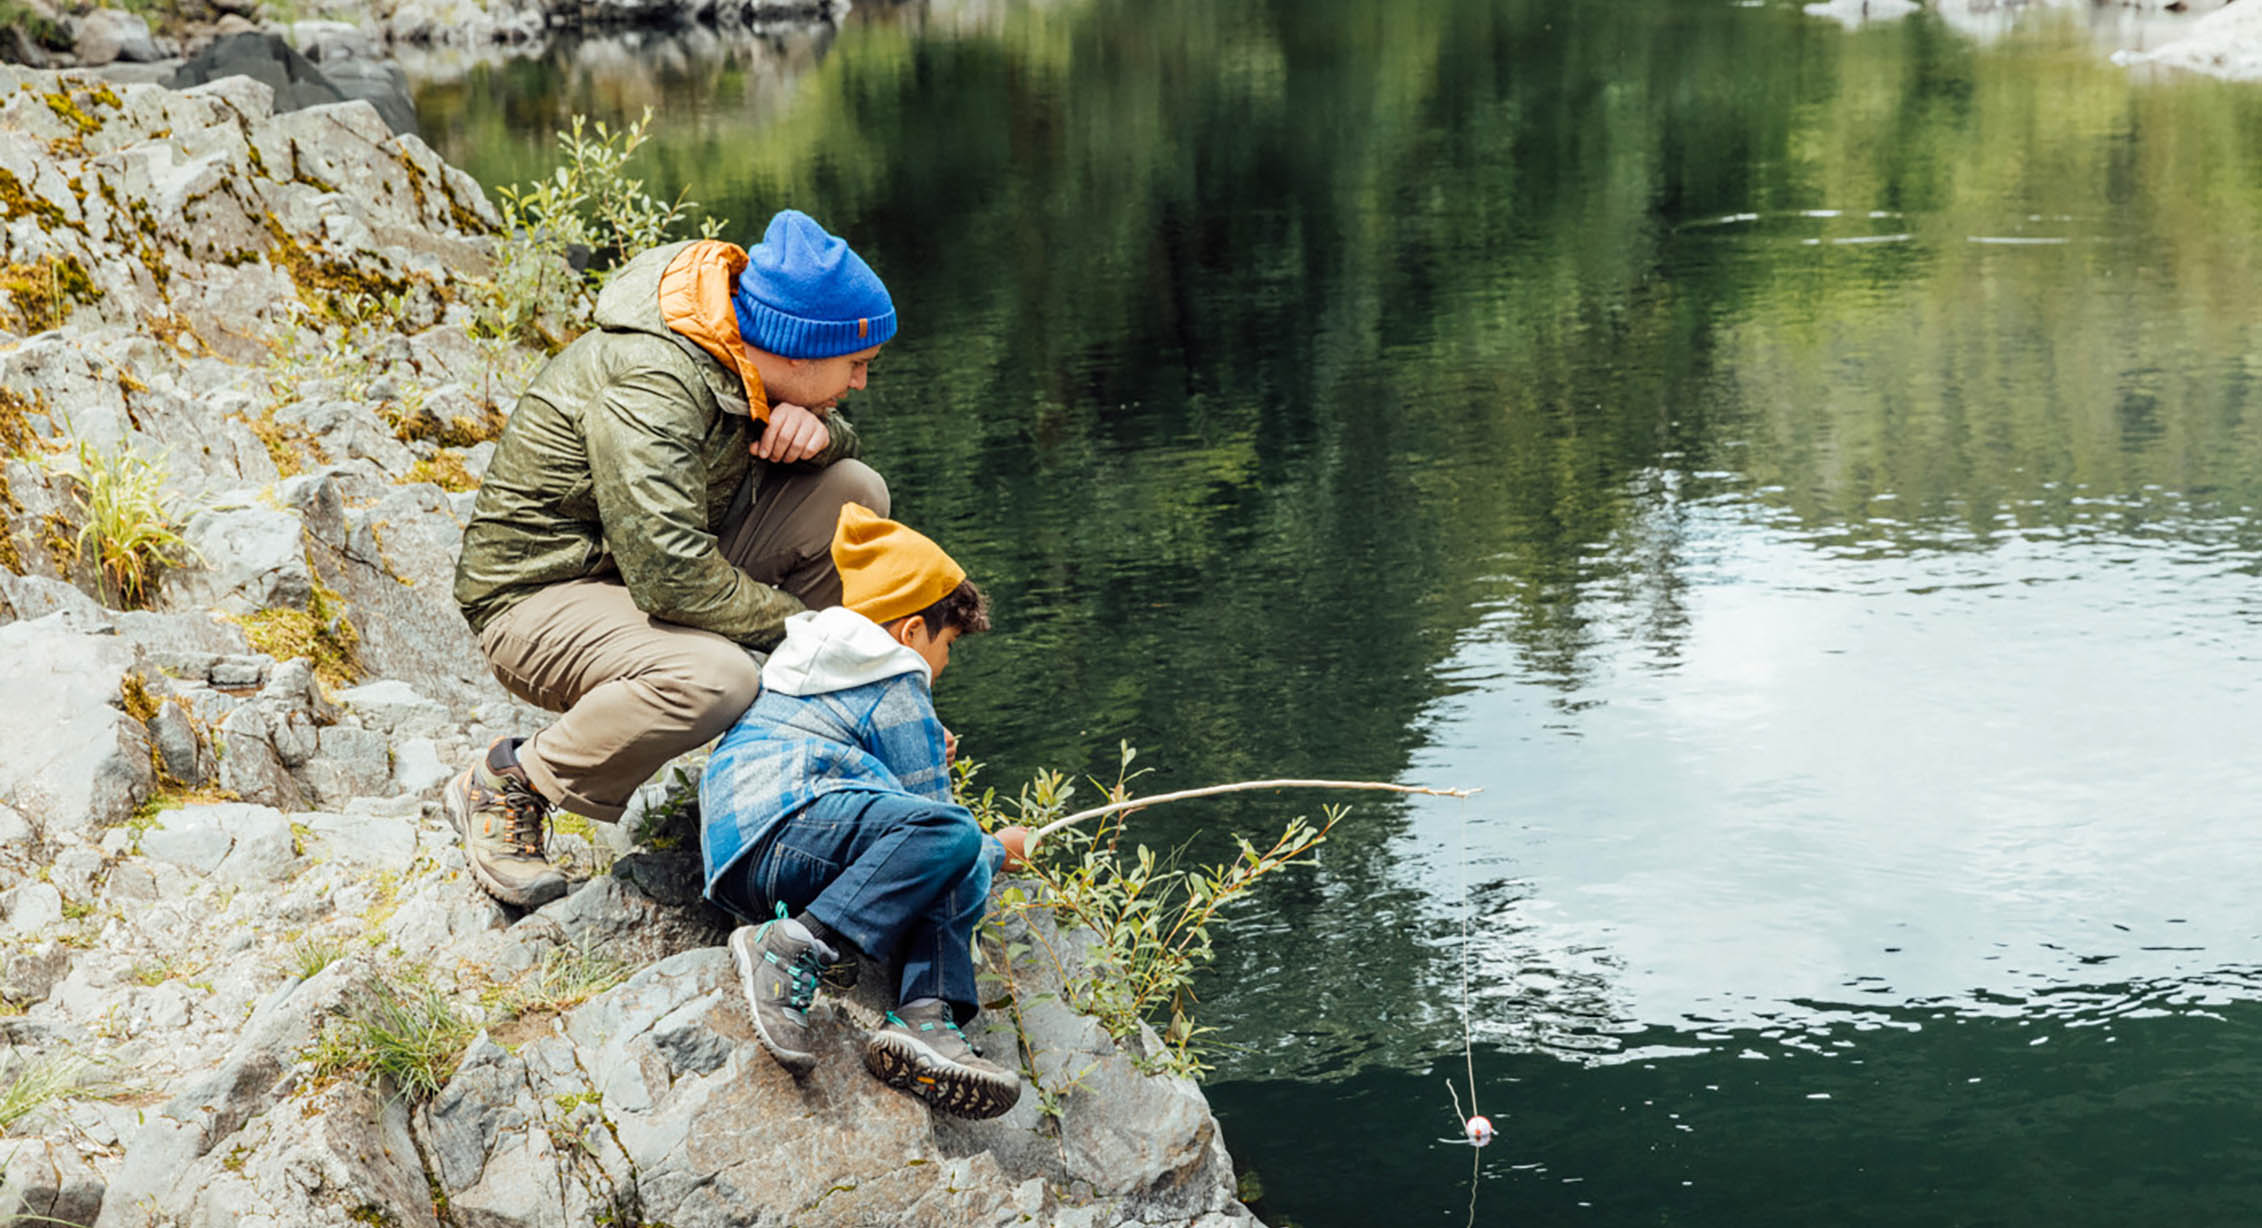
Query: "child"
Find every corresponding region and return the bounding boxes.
[699,502,1030,1120]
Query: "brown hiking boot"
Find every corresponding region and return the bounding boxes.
[443,739,566,907]
[863,999,1021,1120]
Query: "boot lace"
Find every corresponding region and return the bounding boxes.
[498,780,550,858]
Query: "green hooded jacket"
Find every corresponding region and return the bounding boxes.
[453,240,862,649]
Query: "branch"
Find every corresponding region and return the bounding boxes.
[1027,779,1480,848]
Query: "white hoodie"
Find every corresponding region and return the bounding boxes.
[760,606,931,698]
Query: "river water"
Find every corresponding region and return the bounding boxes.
[411,2,2262,1223]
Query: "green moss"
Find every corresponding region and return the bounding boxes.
[0,167,73,230]
[0,385,49,457]
[0,476,19,576]
[0,1,69,50]
[119,670,159,723]
[1,254,101,333]
[288,141,339,195]
[40,511,78,574]
[403,450,479,492]
[128,784,239,830]
[41,89,99,142]
[237,409,320,477]
[393,406,506,450]
[230,559,361,688]
[261,212,410,318]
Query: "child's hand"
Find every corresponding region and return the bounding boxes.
[943,727,959,765]
[995,825,1031,871]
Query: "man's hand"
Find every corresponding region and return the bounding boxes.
[943,727,959,766]
[752,401,831,464]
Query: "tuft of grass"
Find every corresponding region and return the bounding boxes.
[483,936,631,1022]
[286,934,350,981]
[45,436,188,609]
[305,970,475,1103]
[128,954,203,987]
[0,1052,111,1135]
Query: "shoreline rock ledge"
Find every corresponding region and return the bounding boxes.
[0,64,1266,1228]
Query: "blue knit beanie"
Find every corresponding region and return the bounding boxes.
[732,210,898,359]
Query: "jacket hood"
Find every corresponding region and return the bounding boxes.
[592,240,772,421]
[760,606,931,696]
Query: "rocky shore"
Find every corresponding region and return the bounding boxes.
[5,0,847,72]
[1799,0,2262,82]
[0,65,1263,1227]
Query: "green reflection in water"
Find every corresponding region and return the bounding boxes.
[414,1,2262,1222]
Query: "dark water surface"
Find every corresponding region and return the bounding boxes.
[413,3,2262,1223]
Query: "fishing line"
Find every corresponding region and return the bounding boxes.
[1438,790,1492,1227]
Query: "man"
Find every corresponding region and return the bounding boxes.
[447,209,896,907]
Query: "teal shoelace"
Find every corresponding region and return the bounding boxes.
[884,1010,962,1036]
[763,904,825,1014]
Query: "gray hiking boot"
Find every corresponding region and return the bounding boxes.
[442,739,566,908]
[863,999,1021,1120]
[731,906,837,1073]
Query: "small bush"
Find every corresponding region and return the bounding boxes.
[306,970,475,1103]
[476,109,724,347]
[963,745,1341,1079]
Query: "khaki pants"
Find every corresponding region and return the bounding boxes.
[477,460,889,821]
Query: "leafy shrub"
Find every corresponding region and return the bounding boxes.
[962,745,1342,1078]
[476,109,725,348]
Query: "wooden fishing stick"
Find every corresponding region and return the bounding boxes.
[1025,779,1482,850]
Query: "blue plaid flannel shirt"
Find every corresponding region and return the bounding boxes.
[698,670,971,907]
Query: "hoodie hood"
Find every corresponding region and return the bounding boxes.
[592,240,772,422]
[760,606,930,696]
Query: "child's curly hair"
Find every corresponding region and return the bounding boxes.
[914,579,990,636]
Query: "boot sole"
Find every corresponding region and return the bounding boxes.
[731,927,818,1073]
[863,1028,1021,1120]
[444,770,566,908]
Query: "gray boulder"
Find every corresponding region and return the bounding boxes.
[0,1137,105,1228]
[138,802,299,885]
[0,617,153,839]
[0,572,104,626]
[76,8,163,66]
[298,724,394,805]
[166,502,313,615]
[167,32,419,137]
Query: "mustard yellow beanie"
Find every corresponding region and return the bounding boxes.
[831,502,966,626]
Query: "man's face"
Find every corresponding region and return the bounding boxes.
[767,345,883,413]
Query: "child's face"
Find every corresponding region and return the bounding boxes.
[893,618,962,680]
